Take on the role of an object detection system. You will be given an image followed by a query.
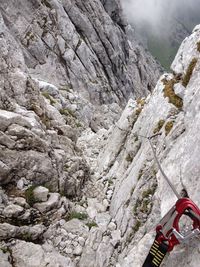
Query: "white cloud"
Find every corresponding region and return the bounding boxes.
[122,0,200,35]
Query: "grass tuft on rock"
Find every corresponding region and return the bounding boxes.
[197,41,200,52]
[25,185,37,206]
[42,92,56,105]
[182,58,198,87]
[153,119,165,134]
[86,221,98,229]
[162,78,183,109]
[65,211,88,221]
[165,121,174,136]
[132,220,141,234]
[59,108,76,118]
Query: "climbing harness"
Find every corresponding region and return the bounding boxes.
[137,133,200,267]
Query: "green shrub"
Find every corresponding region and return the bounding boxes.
[182,58,198,87]
[86,221,98,229]
[25,186,37,206]
[65,211,88,221]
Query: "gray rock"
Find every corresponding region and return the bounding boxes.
[33,186,49,202]
[110,230,121,247]
[0,250,12,267]
[174,83,185,98]
[73,245,83,256]
[0,223,18,240]
[33,193,60,213]
[3,204,24,218]
[63,219,89,238]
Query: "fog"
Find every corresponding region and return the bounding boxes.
[121,0,200,69]
[122,0,200,35]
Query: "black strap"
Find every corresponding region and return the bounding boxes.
[142,236,169,267]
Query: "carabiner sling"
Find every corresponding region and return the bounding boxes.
[138,134,200,266]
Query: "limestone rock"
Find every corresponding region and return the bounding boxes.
[0,250,12,267]
[33,193,60,213]
[11,240,75,267]
[3,204,24,218]
[33,186,49,202]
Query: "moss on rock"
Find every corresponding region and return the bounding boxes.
[182,58,198,87]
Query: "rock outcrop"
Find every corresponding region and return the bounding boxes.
[0,0,199,267]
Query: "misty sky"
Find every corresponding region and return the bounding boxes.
[122,0,200,34]
[122,0,200,69]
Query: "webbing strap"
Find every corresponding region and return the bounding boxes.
[142,236,169,267]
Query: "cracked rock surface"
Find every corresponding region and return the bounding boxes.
[0,0,199,267]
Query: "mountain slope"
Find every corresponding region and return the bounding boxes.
[0,1,200,267]
[97,24,200,267]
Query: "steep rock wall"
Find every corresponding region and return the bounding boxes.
[97,25,200,267]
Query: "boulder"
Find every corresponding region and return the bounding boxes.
[33,186,49,202]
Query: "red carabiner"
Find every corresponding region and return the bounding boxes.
[156,198,200,251]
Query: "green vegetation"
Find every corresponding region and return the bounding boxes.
[25,185,37,206]
[153,119,165,134]
[59,85,72,92]
[133,198,142,214]
[182,58,198,87]
[75,122,83,128]
[142,186,157,199]
[140,199,150,213]
[21,232,32,242]
[86,221,98,230]
[165,121,174,136]
[197,41,200,52]
[42,92,56,105]
[132,220,141,234]
[162,78,183,109]
[59,108,76,118]
[65,211,88,221]
[108,179,114,186]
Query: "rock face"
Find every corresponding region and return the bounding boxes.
[0,0,160,193]
[96,25,200,266]
[0,0,199,267]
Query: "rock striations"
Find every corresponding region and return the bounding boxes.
[0,0,199,267]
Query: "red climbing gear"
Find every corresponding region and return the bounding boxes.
[142,197,200,267]
[137,133,200,266]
